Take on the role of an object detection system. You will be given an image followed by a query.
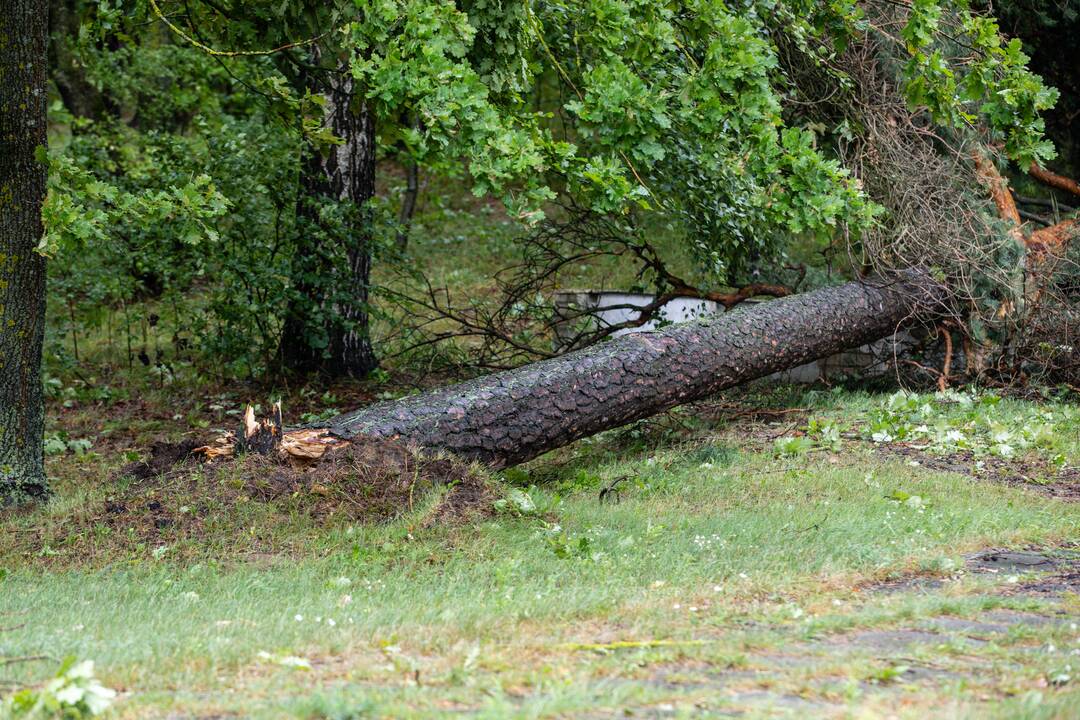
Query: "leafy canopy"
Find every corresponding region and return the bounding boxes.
[41,0,1059,375]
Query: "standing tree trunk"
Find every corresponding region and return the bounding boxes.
[0,0,49,503]
[280,63,379,378]
[395,159,419,252]
[303,273,943,468]
[48,0,105,120]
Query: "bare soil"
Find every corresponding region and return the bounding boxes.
[876,443,1080,500]
[5,436,496,565]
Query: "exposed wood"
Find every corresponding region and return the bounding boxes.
[974,153,1022,227]
[975,153,1077,261]
[198,420,347,466]
[1029,162,1080,200]
[235,402,284,455]
[937,325,953,392]
[1028,218,1079,256]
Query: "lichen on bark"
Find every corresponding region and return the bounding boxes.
[0,0,49,503]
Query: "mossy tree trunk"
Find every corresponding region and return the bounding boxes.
[314,274,943,468]
[279,62,379,378]
[0,0,49,503]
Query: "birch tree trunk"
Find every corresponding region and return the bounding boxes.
[280,63,378,378]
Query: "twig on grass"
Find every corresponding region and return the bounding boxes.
[558,639,713,652]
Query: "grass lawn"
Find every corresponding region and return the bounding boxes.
[2,382,1078,718]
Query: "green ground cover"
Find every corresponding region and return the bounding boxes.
[2,381,1078,718]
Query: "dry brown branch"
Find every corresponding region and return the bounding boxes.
[379,209,796,369]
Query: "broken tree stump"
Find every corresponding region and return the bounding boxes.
[236,402,283,455]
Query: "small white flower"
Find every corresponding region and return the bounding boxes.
[326,618,336,627]
[294,614,304,622]
[66,660,95,680]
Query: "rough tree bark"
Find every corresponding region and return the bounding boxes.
[292,273,942,468]
[280,62,379,378]
[1029,163,1080,200]
[0,0,49,502]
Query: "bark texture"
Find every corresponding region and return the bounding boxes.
[0,0,49,501]
[318,274,943,467]
[280,62,378,378]
[1029,162,1080,200]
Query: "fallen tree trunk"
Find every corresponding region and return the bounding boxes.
[303,272,943,468]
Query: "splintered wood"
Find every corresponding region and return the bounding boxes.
[192,404,349,467]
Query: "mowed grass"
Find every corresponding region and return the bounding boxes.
[2,387,1079,718]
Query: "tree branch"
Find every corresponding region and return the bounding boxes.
[1029,162,1080,199]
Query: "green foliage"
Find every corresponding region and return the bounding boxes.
[866,388,1076,460]
[538,0,878,280]
[43,27,303,376]
[44,0,1062,377]
[900,0,1058,164]
[2,658,116,718]
[42,433,92,457]
[773,435,815,457]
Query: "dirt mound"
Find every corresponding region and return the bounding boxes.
[234,438,491,521]
[73,436,497,560]
[115,438,205,482]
